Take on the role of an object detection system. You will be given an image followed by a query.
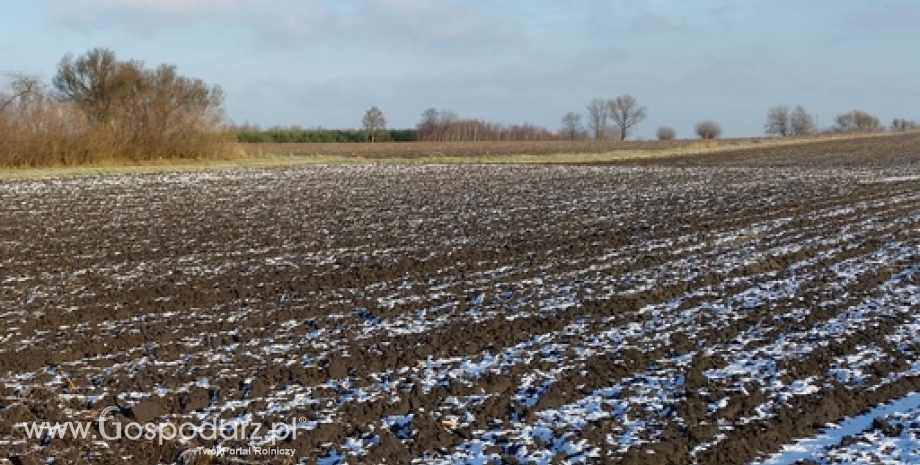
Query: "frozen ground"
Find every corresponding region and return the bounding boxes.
[1,135,919,464]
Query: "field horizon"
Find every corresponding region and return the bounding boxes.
[0,131,911,181]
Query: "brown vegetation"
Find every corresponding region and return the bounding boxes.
[696,120,722,139]
[241,139,697,159]
[416,107,563,142]
[0,48,229,168]
[891,118,919,132]
[560,111,584,140]
[656,126,676,141]
[765,104,816,136]
[608,94,647,140]
[236,132,900,162]
[834,110,881,133]
[581,95,646,140]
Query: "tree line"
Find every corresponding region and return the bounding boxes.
[4,47,918,168]
[1,48,227,167]
[236,107,570,143]
[234,125,416,143]
[408,98,914,144]
[236,97,919,144]
[762,105,917,136]
[414,108,561,142]
[559,95,725,141]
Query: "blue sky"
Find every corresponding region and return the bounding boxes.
[2,0,918,137]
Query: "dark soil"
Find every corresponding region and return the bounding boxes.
[0,134,918,464]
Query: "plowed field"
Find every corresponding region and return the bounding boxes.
[1,134,919,464]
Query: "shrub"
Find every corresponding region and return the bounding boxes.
[695,121,721,139]
[656,126,676,141]
[833,110,880,133]
[0,48,229,168]
[891,118,919,132]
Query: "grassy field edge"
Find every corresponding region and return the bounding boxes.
[0,131,905,180]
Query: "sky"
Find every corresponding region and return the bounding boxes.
[1,0,918,138]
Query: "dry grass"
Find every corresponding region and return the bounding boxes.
[0,131,903,180]
[239,131,896,162]
[0,84,230,169]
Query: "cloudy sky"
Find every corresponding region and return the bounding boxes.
[2,0,918,137]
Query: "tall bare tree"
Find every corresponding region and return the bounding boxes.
[608,94,646,141]
[586,98,609,140]
[437,109,458,141]
[790,105,816,135]
[362,106,387,142]
[417,108,440,141]
[52,47,224,145]
[561,112,583,140]
[52,48,131,126]
[418,108,461,141]
[764,104,792,136]
[123,63,225,139]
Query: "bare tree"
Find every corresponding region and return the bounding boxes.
[52,47,224,149]
[695,121,721,139]
[417,108,459,141]
[362,106,387,142]
[419,110,564,141]
[833,113,854,132]
[608,94,646,141]
[561,112,583,140]
[0,73,46,112]
[586,98,609,140]
[437,109,459,140]
[853,111,880,132]
[4,48,226,166]
[417,108,440,141]
[0,73,54,155]
[790,105,816,136]
[834,110,880,132]
[656,126,676,141]
[126,63,226,138]
[52,48,131,126]
[764,104,791,137]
